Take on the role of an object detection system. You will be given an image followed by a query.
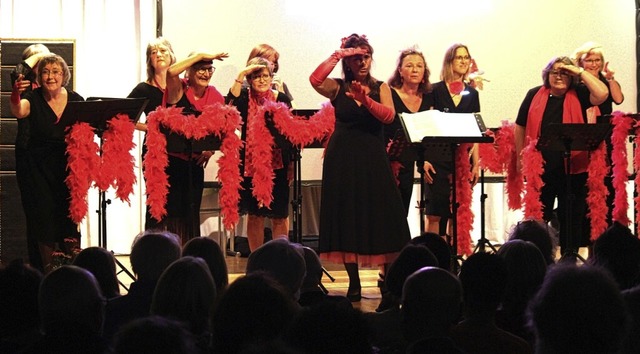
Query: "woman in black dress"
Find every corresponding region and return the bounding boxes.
[227,57,293,252]
[10,54,83,271]
[430,43,480,237]
[127,37,176,230]
[310,34,411,301]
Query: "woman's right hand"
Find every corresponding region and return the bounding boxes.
[13,74,30,95]
[242,63,266,77]
[423,161,436,184]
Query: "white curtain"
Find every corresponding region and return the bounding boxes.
[1,0,157,254]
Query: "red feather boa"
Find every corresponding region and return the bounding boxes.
[251,101,335,206]
[144,102,335,229]
[455,143,474,256]
[477,121,522,210]
[521,139,544,220]
[610,111,632,226]
[586,142,609,240]
[65,114,136,223]
[144,104,243,229]
[634,123,640,234]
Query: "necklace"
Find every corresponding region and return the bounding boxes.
[152,77,165,92]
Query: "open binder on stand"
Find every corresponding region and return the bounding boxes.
[399,110,493,268]
[59,97,148,288]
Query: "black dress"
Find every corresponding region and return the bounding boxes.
[128,82,165,230]
[428,81,480,225]
[319,80,411,265]
[20,88,84,244]
[385,88,435,215]
[226,88,293,218]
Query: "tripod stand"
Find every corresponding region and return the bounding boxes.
[537,122,611,263]
[60,98,147,289]
[473,168,498,253]
[289,109,336,292]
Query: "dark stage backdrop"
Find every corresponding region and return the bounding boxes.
[0,39,75,265]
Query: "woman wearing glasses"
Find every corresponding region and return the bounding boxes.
[160,50,228,243]
[428,43,481,238]
[572,42,625,228]
[10,54,83,271]
[227,57,293,252]
[514,56,607,256]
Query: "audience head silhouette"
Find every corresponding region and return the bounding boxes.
[112,315,196,354]
[151,256,216,339]
[246,238,306,300]
[527,264,630,354]
[401,266,462,342]
[0,259,42,352]
[130,231,181,281]
[73,246,120,298]
[386,244,439,301]
[590,222,640,290]
[213,272,298,354]
[409,232,453,271]
[39,265,106,335]
[182,236,229,296]
[509,219,557,265]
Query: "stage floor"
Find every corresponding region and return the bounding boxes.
[115,254,382,313]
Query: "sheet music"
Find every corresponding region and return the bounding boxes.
[400,110,483,143]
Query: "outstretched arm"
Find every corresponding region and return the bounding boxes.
[166,51,228,105]
[309,47,368,100]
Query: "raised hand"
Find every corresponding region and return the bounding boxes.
[333,47,368,60]
[603,61,616,80]
[345,81,368,102]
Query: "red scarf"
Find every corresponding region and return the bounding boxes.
[524,86,588,173]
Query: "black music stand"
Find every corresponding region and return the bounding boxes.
[536,122,611,263]
[290,109,335,292]
[59,97,147,287]
[163,108,221,243]
[400,111,492,269]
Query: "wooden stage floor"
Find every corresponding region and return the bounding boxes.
[116,253,382,313]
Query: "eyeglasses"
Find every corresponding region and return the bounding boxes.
[549,70,570,77]
[454,55,470,61]
[41,70,63,77]
[251,73,272,82]
[196,66,215,75]
[583,58,602,64]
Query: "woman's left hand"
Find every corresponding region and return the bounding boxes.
[346,81,368,103]
[197,151,214,167]
[603,61,616,81]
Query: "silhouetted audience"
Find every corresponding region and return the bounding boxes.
[527,264,630,354]
[451,252,532,354]
[182,236,229,301]
[102,231,181,340]
[111,315,197,354]
[401,266,466,354]
[495,239,547,348]
[365,244,439,353]
[298,246,352,309]
[508,219,557,265]
[21,265,110,354]
[589,222,640,290]
[0,259,42,353]
[285,301,374,354]
[409,231,453,272]
[73,246,120,299]
[213,272,299,354]
[245,238,306,302]
[621,284,640,354]
[151,256,216,353]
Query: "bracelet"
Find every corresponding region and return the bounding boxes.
[235,79,243,84]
